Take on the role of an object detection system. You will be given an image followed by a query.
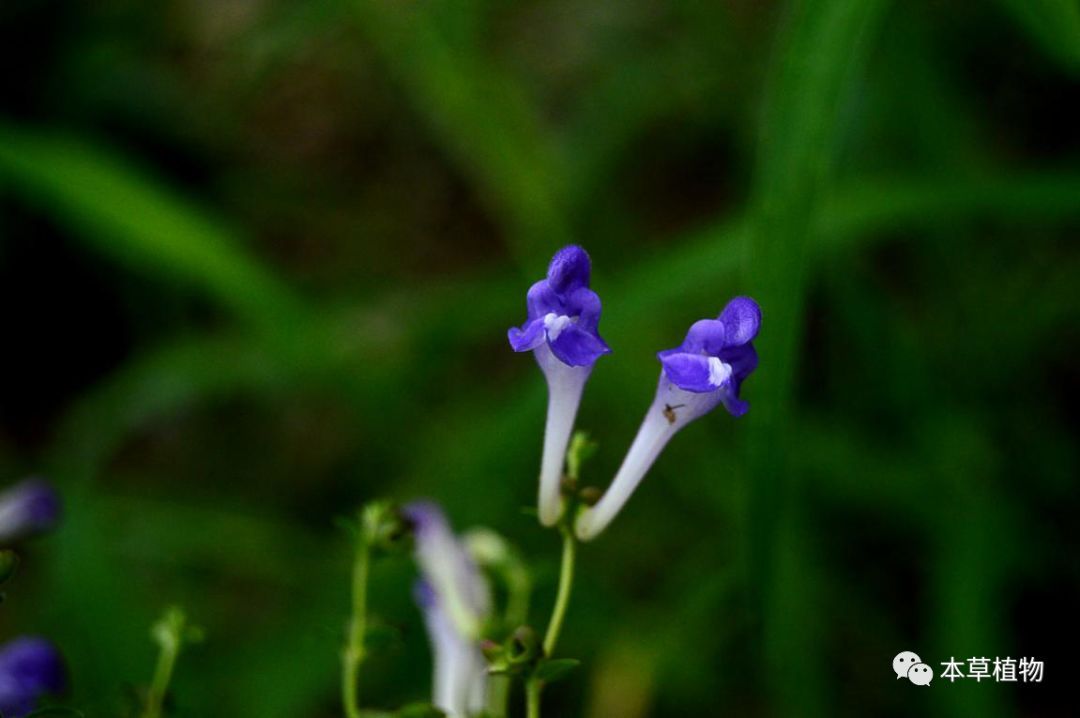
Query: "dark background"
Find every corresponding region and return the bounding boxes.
[1,0,1079,716]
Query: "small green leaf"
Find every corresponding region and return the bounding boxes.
[533,658,581,684]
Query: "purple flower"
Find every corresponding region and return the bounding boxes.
[0,479,61,544]
[575,297,761,541]
[404,502,491,717]
[0,637,66,717]
[508,246,611,525]
[508,245,610,367]
[656,296,760,416]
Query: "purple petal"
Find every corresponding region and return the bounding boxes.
[549,324,611,367]
[546,245,591,293]
[718,296,761,346]
[564,287,603,332]
[508,317,547,352]
[657,351,716,393]
[721,392,750,417]
[681,319,728,354]
[524,280,561,321]
[720,342,759,384]
[0,637,66,717]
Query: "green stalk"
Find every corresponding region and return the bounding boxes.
[141,607,197,718]
[525,679,542,718]
[525,526,577,718]
[142,641,178,718]
[542,527,576,657]
[342,533,372,718]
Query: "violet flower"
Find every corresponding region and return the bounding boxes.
[575,297,761,541]
[403,502,491,717]
[0,637,66,717]
[0,479,61,544]
[508,246,611,525]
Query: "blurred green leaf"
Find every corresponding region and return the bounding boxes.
[992,0,1080,70]
[349,0,568,267]
[740,1,890,717]
[0,123,305,331]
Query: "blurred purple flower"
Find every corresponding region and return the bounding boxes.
[0,479,61,544]
[0,637,66,717]
[576,297,761,541]
[404,502,490,717]
[508,246,611,525]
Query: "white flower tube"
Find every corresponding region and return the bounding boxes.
[404,502,492,717]
[415,581,488,717]
[574,375,722,541]
[535,343,591,526]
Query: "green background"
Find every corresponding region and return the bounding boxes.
[1,0,1078,716]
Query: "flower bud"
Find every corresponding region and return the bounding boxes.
[506,626,540,666]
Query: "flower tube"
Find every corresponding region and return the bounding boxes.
[403,502,491,717]
[575,297,761,541]
[0,479,60,544]
[0,637,66,717]
[508,246,611,525]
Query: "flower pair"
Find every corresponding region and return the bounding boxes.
[508,246,760,540]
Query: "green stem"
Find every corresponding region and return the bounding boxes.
[525,526,578,718]
[142,640,179,718]
[342,535,371,718]
[487,675,511,718]
[525,679,542,718]
[542,527,576,656]
[142,607,196,718]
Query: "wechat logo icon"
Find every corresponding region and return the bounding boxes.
[894,651,933,686]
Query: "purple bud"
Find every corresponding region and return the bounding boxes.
[0,480,61,543]
[0,637,66,717]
